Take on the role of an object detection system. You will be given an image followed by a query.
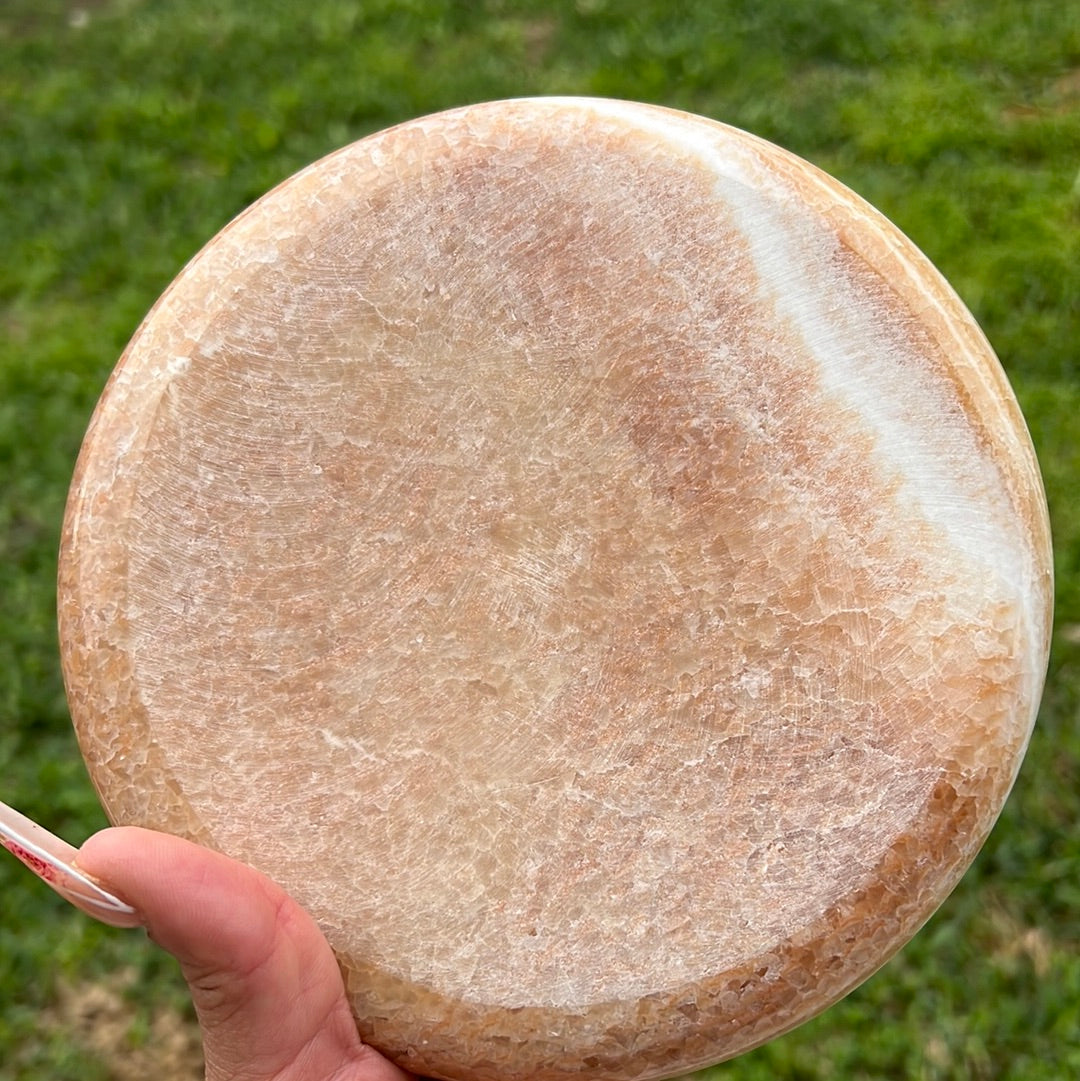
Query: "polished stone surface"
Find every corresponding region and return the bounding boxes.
[59,98,1052,1080]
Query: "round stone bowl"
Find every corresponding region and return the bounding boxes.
[59,98,1053,1081]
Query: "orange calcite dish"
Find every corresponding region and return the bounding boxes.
[59,99,1052,1081]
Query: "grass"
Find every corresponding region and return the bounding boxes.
[1,0,1078,1078]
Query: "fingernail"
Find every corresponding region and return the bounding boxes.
[0,800,142,929]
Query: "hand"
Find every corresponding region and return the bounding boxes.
[76,827,417,1081]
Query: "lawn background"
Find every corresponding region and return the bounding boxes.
[1,1,1078,1079]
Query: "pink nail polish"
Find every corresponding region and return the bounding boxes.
[0,800,141,928]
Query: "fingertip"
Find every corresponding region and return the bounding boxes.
[76,824,166,886]
[76,826,285,971]
[76,827,417,1081]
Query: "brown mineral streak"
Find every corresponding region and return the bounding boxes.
[58,99,1051,1081]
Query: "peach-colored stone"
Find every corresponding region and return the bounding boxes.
[58,99,1052,1080]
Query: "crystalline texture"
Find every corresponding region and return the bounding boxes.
[58,99,1052,1081]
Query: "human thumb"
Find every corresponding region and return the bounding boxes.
[76,826,413,1081]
